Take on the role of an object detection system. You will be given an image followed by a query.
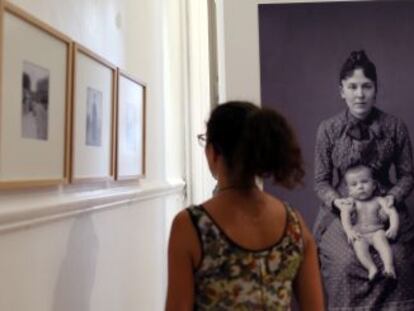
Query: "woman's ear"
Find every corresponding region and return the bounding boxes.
[205,144,219,179]
[207,143,221,162]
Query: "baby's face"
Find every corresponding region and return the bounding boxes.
[345,168,375,200]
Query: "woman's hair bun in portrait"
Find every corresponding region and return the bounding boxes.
[340,49,377,88]
[206,101,304,188]
[350,50,369,63]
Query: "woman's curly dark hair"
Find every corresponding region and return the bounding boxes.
[206,101,304,188]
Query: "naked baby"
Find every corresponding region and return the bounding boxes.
[340,165,399,280]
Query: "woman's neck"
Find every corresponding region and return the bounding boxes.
[216,184,257,193]
[214,163,257,194]
[348,107,374,121]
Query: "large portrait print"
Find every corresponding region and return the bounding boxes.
[259,1,414,310]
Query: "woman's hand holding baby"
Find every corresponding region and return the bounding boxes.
[386,227,398,240]
[334,197,354,211]
[345,229,361,244]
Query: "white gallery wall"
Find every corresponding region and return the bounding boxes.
[0,0,188,310]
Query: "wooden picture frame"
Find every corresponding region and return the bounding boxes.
[115,70,146,180]
[70,43,116,183]
[0,1,72,189]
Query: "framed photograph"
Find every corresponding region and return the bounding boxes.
[258,1,414,310]
[70,43,116,182]
[0,1,72,188]
[115,70,146,180]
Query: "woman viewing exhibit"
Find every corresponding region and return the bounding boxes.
[166,101,324,310]
[314,50,414,310]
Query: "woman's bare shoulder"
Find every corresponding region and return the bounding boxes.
[170,208,198,244]
[263,192,288,210]
[169,207,202,265]
[265,194,314,243]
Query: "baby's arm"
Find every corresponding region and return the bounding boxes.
[378,197,399,240]
[340,200,360,244]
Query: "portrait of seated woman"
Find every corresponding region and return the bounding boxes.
[314,50,414,310]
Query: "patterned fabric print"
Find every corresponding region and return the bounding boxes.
[314,108,414,310]
[187,204,303,310]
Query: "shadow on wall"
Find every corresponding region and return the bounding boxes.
[52,215,99,311]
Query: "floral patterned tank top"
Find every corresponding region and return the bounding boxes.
[187,204,304,310]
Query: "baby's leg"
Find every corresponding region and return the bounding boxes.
[353,238,378,280]
[372,230,396,278]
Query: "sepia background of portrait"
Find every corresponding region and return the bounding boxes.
[259,1,414,227]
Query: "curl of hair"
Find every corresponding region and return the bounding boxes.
[206,101,304,189]
[340,50,377,89]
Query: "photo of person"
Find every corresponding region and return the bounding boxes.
[259,2,414,310]
[85,87,102,147]
[124,103,139,153]
[340,164,399,281]
[22,61,49,140]
[313,49,414,311]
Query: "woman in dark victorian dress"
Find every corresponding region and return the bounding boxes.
[314,50,414,310]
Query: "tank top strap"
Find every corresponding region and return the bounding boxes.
[186,205,203,246]
[186,205,224,253]
[283,202,305,254]
[186,205,216,234]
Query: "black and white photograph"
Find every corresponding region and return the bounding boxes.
[85,87,102,147]
[116,71,145,180]
[124,103,139,153]
[21,61,49,140]
[71,44,116,182]
[259,1,414,310]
